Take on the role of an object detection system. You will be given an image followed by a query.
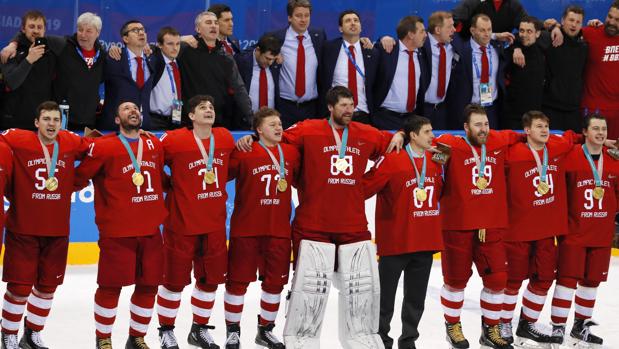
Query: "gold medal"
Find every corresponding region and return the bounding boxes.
[45,177,58,192]
[476,177,488,190]
[335,158,349,172]
[277,178,288,192]
[204,170,216,184]
[537,181,550,195]
[132,172,144,187]
[415,188,427,202]
[593,187,605,200]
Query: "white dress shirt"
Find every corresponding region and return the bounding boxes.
[150,55,179,116]
[470,39,499,104]
[332,39,369,113]
[424,34,454,104]
[278,26,319,102]
[381,40,421,113]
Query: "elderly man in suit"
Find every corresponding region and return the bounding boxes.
[319,10,379,124]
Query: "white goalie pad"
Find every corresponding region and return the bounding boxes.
[335,240,384,349]
[283,240,336,349]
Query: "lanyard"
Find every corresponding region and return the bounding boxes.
[258,141,286,180]
[528,144,548,182]
[328,119,349,160]
[193,130,215,172]
[75,46,100,66]
[472,45,493,80]
[463,137,487,177]
[405,144,426,189]
[342,42,365,79]
[118,134,144,174]
[582,144,604,187]
[165,63,179,98]
[39,139,59,179]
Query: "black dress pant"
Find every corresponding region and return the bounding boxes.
[378,251,434,349]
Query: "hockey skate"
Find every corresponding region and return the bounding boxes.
[514,318,552,348]
[224,323,240,349]
[255,322,284,349]
[566,319,603,348]
[187,323,219,349]
[158,325,179,349]
[445,321,469,349]
[480,320,513,349]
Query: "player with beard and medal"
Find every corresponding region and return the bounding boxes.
[548,113,619,348]
[0,101,91,349]
[155,94,235,349]
[222,108,300,349]
[74,101,167,349]
[363,116,444,349]
[236,86,398,349]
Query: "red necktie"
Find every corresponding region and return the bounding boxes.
[295,35,305,98]
[135,56,144,89]
[406,50,416,113]
[259,67,268,108]
[347,45,358,106]
[493,0,503,11]
[222,40,234,55]
[169,61,182,99]
[437,43,446,99]
[480,46,489,84]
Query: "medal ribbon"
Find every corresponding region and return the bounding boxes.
[528,144,548,182]
[328,119,349,160]
[118,134,144,174]
[258,141,285,180]
[405,144,426,190]
[582,144,604,187]
[39,139,59,179]
[193,130,215,172]
[463,137,486,178]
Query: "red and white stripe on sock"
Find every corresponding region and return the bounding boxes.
[501,289,519,324]
[480,288,503,325]
[157,287,182,326]
[574,285,597,320]
[259,291,281,325]
[224,291,245,324]
[191,286,216,325]
[1,293,27,334]
[521,285,547,323]
[129,291,155,337]
[94,288,119,338]
[25,289,54,332]
[440,285,464,323]
[551,284,575,325]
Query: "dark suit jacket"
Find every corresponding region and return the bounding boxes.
[319,37,379,114]
[373,41,428,112]
[446,38,507,124]
[102,47,155,130]
[419,35,464,103]
[227,35,241,54]
[234,48,281,109]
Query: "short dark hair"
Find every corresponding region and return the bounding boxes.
[428,11,453,35]
[338,10,360,27]
[120,20,142,37]
[403,116,432,143]
[325,86,353,107]
[522,110,549,128]
[36,101,59,120]
[583,112,607,130]
[188,95,215,115]
[397,16,424,40]
[471,13,491,28]
[252,107,281,134]
[22,10,46,29]
[463,104,487,124]
[611,0,619,11]
[157,26,180,44]
[520,16,542,31]
[287,0,312,17]
[208,3,232,18]
[562,5,585,19]
[256,34,282,56]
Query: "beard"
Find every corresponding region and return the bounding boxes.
[604,22,619,36]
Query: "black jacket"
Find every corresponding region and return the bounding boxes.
[453,0,527,40]
[504,42,546,122]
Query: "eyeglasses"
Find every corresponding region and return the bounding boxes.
[124,27,145,35]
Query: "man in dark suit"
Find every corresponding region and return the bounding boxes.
[421,11,462,130]
[235,34,282,114]
[373,16,428,130]
[270,0,327,128]
[149,27,183,130]
[446,14,507,128]
[319,10,378,124]
[209,3,241,56]
[102,20,155,130]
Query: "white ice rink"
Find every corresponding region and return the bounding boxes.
[2,258,617,348]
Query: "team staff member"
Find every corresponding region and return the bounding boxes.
[223,108,300,349]
[0,101,89,349]
[549,114,618,348]
[156,95,235,349]
[75,101,168,349]
[363,116,444,349]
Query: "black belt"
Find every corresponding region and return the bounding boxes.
[150,112,171,120]
[424,101,445,110]
[278,97,317,108]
